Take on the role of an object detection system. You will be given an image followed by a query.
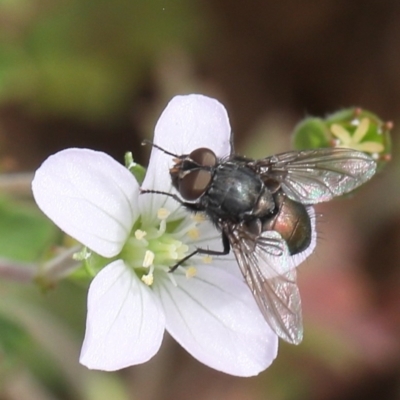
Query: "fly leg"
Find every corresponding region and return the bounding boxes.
[140,189,204,213]
[141,189,230,272]
[169,232,230,272]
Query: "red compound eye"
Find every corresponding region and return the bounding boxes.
[189,148,217,167]
[179,169,212,201]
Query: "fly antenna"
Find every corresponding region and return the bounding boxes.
[141,139,180,158]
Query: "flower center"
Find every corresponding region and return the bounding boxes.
[120,207,202,286]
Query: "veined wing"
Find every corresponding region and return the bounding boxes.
[253,148,376,204]
[225,222,303,344]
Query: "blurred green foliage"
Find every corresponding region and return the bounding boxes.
[0,197,58,261]
[0,313,33,367]
[0,0,204,121]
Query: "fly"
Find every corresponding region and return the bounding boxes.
[141,140,376,344]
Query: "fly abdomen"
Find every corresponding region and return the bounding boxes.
[262,191,312,255]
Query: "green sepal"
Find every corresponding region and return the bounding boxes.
[292,117,331,150]
[68,247,112,283]
[125,152,146,184]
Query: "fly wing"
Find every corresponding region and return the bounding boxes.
[226,223,303,344]
[254,148,376,204]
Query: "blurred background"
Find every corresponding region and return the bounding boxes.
[0,0,400,399]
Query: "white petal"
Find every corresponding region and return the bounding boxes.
[140,94,232,223]
[288,206,317,269]
[152,94,232,157]
[32,148,139,257]
[154,266,278,377]
[183,218,242,277]
[186,219,221,248]
[80,260,165,371]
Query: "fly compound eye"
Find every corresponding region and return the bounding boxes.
[189,148,217,167]
[179,169,212,201]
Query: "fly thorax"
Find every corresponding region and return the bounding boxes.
[250,186,275,218]
[207,164,264,219]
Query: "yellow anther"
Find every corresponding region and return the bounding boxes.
[157,208,171,220]
[202,255,213,264]
[135,229,147,240]
[192,213,206,223]
[186,266,197,279]
[143,250,155,268]
[187,228,200,240]
[141,273,154,286]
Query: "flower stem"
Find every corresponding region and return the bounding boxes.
[0,246,82,286]
[0,258,37,283]
[39,246,82,283]
[0,172,34,197]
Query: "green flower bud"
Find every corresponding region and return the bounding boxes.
[292,108,392,171]
[125,152,146,184]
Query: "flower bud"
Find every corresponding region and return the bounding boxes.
[292,108,392,171]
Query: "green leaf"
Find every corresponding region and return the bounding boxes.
[0,197,59,262]
[0,313,33,361]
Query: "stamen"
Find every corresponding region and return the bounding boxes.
[166,272,178,287]
[202,255,213,264]
[167,242,188,260]
[168,250,179,260]
[157,219,167,236]
[123,202,209,289]
[142,273,154,286]
[135,229,147,240]
[187,228,200,240]
[145,220,167,239]
[172,219,199,238]
[179,243,189,254]
[192,213,206,223]
[143,250,155,268]
[158,208,171,220]
[186,266,197,279]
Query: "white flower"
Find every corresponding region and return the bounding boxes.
[32,94,280,377]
